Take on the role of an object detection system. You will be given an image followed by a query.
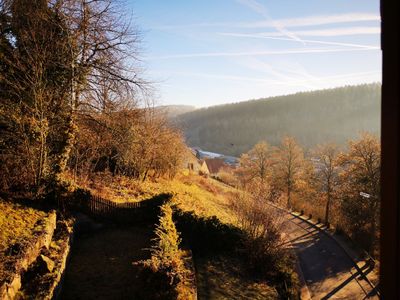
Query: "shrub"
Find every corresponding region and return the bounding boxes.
[217,170,238,187]
[138,203,195,300]
[148,204,183,275]
[273,255,300,299]
[230,189,300,298]
[172,208,243,255]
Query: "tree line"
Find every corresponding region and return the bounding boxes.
[0,0,185,199]
[232,133,380,255]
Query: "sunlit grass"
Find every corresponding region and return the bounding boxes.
[0,199,49,283]
[75,172,286,298]
[0,200,48,250]
[80,172,240,225]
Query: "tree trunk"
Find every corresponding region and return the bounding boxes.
[51,114,76,187]
[325,193,331,224]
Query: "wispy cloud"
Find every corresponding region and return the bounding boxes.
[157,70,380,87]
[147,47,378,60]
[219,33,380,49]
[153,13,380,30]
[235,0,303,43]
[234,57,320,89]
[223,26,380,37]
[230,12,379,29]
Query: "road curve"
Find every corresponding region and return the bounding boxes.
[278,211,379,299]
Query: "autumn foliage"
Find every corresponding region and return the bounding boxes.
[236,133,380,255]
[0,0,185,199]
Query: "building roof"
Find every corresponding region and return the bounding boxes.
[204,158,226,174]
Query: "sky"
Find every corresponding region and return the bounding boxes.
[128,0,381,107]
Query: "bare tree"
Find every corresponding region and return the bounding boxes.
[236,141,274,188]
[230,181,287,274]
[51,0,147,185]
[312,143,340,224]
[0,0,147,195]
[54,0,146,111]
[248,141,273,182]
[274,136,305,209]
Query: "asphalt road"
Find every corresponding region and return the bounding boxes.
[280,213,379,299]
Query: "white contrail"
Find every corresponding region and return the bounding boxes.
[236,57,320,89]
[153,13,380,30]
[231,12,380,28]
[147,47,378,60]
[225,27,380,37]
[235,0,304,43]
[219,32,380,49]
[155,70,380,86]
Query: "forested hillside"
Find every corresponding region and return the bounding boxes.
[158,105,196,119]
[177,84,381,156]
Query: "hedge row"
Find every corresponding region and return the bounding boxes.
[137,203,196,300]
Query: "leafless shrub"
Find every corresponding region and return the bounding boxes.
[230,181,286,272]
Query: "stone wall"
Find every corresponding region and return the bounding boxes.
[0,211,57,300]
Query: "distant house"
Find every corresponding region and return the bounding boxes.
[200,158,226,176]
[182,148,202,173]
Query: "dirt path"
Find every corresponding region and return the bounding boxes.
[60,224,153,300]
[282,214,379,299]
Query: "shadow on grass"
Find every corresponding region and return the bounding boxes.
[195,255,278,300]
[172,208,244,256]
[173,208,299,299]
[60,223,155,300]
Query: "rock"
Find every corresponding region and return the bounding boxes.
[38,255,55,273]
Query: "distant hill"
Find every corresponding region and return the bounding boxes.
[176,84,381,157]
[156,105,197,119]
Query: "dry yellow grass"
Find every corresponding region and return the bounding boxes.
[75,173,282,299]
[0,200,48,250]
[0,199,49,283]
[79,172,240,225]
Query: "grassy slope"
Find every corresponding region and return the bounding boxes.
[0,199,49,284]
[85,172,279,299]
[84,172,239,224]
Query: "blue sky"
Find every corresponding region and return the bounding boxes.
[128,0,381,107]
